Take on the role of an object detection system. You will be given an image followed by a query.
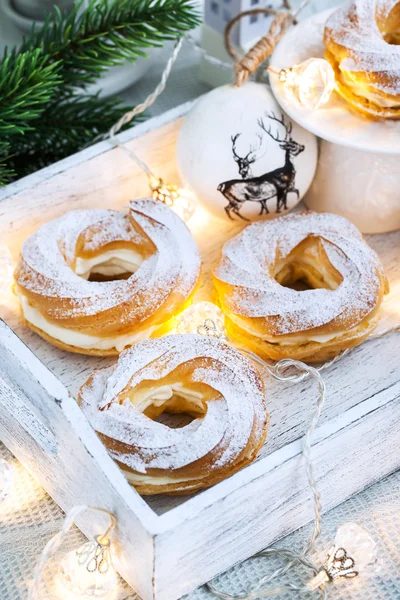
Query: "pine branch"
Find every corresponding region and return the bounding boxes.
[0,141,14,186]
[16,0,201,89]
[0,0,200,185]
[0,49,61,136]
[5,94,144,179]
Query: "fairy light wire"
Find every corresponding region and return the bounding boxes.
[108,37,184,140]
[209,353,327,599]
[207,322,400,598]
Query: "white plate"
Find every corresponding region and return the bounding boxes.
[270,8,400,155]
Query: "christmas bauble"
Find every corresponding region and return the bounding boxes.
[177,82,318,222]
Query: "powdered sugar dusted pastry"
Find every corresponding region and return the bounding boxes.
[324,1,400,119]
[78,335,268,495]
[15,199,201,355]
[213,212,389,363]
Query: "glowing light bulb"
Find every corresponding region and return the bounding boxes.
[148,174,196,222]
[271,58,336,110]
[0,458,13,503]
[329,522,378,577]
[175,301,226,339]
[308,522,378,591]
[0,246,13,297]
[30,506,118,600]
[59,535,117,598]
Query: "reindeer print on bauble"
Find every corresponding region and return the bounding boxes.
[218,112,305,221]
[230,132,263,178]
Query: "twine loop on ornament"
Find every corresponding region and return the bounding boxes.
[224,8,294,86]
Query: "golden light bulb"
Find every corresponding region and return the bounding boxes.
[148,174,196,222]
[308,522,378,591]
[30,506,118,600]
[271,58,336,110]
[175,301,226,338]
[329,522,378,577]
[59,535,117,598]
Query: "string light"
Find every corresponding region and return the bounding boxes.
[269,58,336,110]
[174,301,226,338]
[25,304,398,600]
[94,37,197,224]
[30,505,117,600]
[110,138,197,223]
[189,309,392,599]
[59,535,117,598]
[148,174,196,223]
[307,523,378,592]
[0,458,13,503]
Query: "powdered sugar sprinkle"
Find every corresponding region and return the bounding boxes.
[214,212,386,335]
[325,0,400,94]
[79,335,267,475]
[16,199,201,328]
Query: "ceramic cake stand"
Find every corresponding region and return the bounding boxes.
[270,8,400,234]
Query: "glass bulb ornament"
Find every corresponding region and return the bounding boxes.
[59,535,117,598]
[0,245,13,297]
[175,301,226,339]
[29,505,118,600]
[308,522,378,591]
[148,174,196,223]
[329,522,378,577]
[271,58,336,110]
[0,458,13,503]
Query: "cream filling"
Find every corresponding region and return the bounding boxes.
[122,470,199,487]
[122,385,209,486]
[340,70,400,108]
[119,385,254,487]
[75,249,143,280]
[19,294,157,351]
[127,383,206,413]
[229,314,353,346]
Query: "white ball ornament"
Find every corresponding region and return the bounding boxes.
[177,82,318,222]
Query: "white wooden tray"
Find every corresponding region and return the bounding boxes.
[0,102,400,600]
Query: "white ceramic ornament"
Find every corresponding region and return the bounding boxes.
[177,82,318,222]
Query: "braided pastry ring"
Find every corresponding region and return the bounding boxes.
[213,212,389,363]
[324,0,400,119]
[78,335,269,495]
[15,199,201,356]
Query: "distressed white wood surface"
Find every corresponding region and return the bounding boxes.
[0,102,399,600]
